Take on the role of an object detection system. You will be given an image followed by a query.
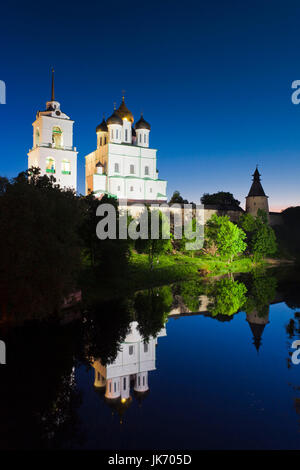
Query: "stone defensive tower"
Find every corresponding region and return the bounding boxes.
[246,167,269,217]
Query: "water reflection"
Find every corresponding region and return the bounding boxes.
[1,267,300,449]
[92,321,166,422]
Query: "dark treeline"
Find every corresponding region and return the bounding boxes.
[0,169,132,323]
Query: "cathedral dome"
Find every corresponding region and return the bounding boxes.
[116,97,134,123]
[134,114,151,130]
[107,110,123,126]
[96,117,108,133]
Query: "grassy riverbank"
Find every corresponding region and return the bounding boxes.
[81,252,264,304]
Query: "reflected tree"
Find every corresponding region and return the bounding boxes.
[244,269,277,318]
[207,278,247,317]
[83,298,133,366]
[134,286,173,341]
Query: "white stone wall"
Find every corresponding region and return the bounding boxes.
[28,146,77,191]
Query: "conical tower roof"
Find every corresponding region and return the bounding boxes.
[247,167,267,197]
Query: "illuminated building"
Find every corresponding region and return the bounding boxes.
[28,69,78,191]
[85,97,167,202]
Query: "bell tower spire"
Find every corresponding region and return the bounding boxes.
[51,67,55,101]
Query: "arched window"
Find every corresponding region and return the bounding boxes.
[46,157,56,173]
[145,166,149,176]
[130,164,135,174]
[100,137,102,146]
[35,128,40,146]
[62,159,71,174]
[114,163,119,173]
[52,126,63,147]
[139,134,142,143]
[104,136,107,145]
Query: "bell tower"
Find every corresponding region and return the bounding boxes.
[27,69,78,191]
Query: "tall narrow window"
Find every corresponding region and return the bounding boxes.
[114,382,116,392]
[62,159,71,174]
[104,136,107,144]
[145,166,149,176]
[114,163,119,173]
[46,157,56,173]
[130,164,134,174]
[139,134,142,143]
[125,129,128,141]
[100,137,102,146]
[129,345,134,355]
[130,186,133,192]
[138,376,141,386]
[111,129,113,140]
[35,128,40,146]
[144,134,146,143]
[123,377,126,389]
[52,126,63,147]
[144,343,148,353]
[116,129,119,139]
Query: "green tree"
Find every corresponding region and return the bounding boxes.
[207,278,247,317]
[201,191,240,207]
[169,190,189,204]
[205,214,247,263]
[0,168,82,322]
[238,209,277,260]
[135,209,172,268]
[79,193,132,276]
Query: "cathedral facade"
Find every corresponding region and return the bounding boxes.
[84,97,168,202]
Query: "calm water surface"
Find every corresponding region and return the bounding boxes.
[1,268,300,450]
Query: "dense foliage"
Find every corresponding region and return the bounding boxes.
[205,213,247,262]
[238,209,277,260]
[201,191,240,207]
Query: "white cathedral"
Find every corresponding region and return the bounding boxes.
[85,97,167,202]
[28,72,168,202]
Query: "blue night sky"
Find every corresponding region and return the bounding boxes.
[1,0,300,210]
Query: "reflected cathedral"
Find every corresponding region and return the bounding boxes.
[92,321,166,421]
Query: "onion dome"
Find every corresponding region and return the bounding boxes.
[107,109,123,126]
[134,113,151,130]
[96,117,108,133]
[116,96,134,123]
